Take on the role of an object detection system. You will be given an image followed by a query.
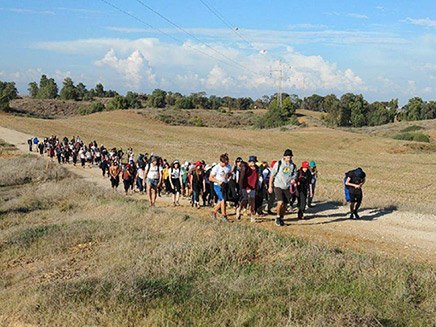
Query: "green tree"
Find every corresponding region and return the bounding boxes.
[37,75,58,99]
[28,82,39,98]
[208,95,222,110]
[107,95,129,110]
[125,92,142,108]
[59,77,78,100]
[302,94,324,111]
[148,89,167,108]
[76,82,87,100]
[282,96,297,117]
[405,97,425,121]
[175,96,194,109]
[236,97,253,110]
[255,99,289,129]
[94,83,105,97]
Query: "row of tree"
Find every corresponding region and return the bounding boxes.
[300,93,436,127]
[28,75,118,101]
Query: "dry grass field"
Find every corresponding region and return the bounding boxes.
[1,110,435,215]
[1,140,435,327]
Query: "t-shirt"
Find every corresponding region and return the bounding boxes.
[346,169,366,190]
[271,159,298,189]
[146,164,162,180]
[211,164,232,183]
[137,168,146,180]
[170,168,181,179]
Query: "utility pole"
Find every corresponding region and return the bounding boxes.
[270,58,283,108]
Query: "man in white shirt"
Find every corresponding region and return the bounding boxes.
[209,153,232,221]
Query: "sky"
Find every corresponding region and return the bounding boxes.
[1,0,436,103]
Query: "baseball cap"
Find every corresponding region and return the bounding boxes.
[302,161,310,168]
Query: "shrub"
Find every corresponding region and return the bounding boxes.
[412,133,430,143]
[77,102,105,116]
[392,132,430,143]
[401,125,424,133]
[290,114,300,126]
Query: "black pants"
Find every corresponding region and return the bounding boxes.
[297,187,308,215]
[111,176,119,188]
[124,179,133,192]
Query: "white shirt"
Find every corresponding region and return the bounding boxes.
[146,164,162,180]
[170,168,181,179]
[211,164,232,183]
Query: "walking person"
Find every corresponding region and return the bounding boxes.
[145,156,163,207]
[308,161,318,207]
[345,167,366,219]
[109,161,121,190]
[122,163,134,195]
[296,161,313,220]
[136,163,146,194]
[209,154,232,221]
[169,161,183,206]
[191,161,206,209]
[268,149,298,226]
[236,156,259,222]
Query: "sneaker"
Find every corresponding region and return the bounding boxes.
[349,212,355,219]
[250,216,257,223]
[267,210,274,215]
[275,218,281,226]
[279,218,285,226]
[354,212,360,219]
[236,207,241,220]
[210,212,217,220]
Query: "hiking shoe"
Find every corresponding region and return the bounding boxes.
[349,213,355,220]
[279,218,285,226]
[210,212,217,220]
[236,207,241,220]
[275,218,281,226]
[354,212,360,219]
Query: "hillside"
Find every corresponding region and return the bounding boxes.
[1,140,435,327]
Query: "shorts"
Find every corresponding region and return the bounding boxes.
[147,178,159,190]
[274,187,293,204]
[171,178,181,194]
[348,188,363,203]
[241,189,256,201]
[213,183,225,202]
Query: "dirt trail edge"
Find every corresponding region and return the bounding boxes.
[1,125,435,265]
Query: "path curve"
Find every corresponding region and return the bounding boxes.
[1,126,435,264]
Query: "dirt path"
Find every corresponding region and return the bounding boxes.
[1,126,435,264]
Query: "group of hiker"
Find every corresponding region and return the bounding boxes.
[28,135,366,225]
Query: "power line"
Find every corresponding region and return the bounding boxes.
[98,0,251,73]
[132,0,255,74]
[198,0,263,53]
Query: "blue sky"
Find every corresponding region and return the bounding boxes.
[1,0,436,103]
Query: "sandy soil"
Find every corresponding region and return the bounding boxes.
[1,125,435,266]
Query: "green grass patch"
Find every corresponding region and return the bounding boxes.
[401,125,424,133]
[392,132,430,143]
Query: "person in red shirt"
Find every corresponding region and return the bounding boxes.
[236,155,259,223]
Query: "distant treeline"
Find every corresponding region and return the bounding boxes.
[1,74,436,128]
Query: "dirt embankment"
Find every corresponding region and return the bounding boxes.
[9,97,112,118]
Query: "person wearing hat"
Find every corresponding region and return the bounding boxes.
[296,161,313,219]
[308,161,318,207]
[268,149,298,226]
[236,155,260,222]
[169,160,183,206]
[345,167,366,219]
[145,156,163,207]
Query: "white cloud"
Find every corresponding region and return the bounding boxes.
[41,37,365,93]
[0,8,55,15]
[95,49,156,89]
[57,7,102,14]
[404,17,436,29]
[408,80,417,93]
[347,13,369,19]
[288,24,329,29]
